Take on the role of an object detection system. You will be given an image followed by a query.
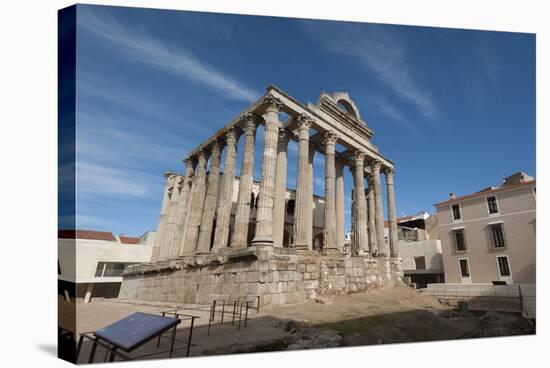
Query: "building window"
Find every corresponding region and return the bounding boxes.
[286,199,295,216]
[414,256,426,270]
[453,229,467,251]
[452,204,461,220]
[95,262,130,277]
[459,258,470,277]
[497,256,511,277]
[487,196,499,214]
[490,223,506,248]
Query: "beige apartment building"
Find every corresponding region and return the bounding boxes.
[435,172,536,284]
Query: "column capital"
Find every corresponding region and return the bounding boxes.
[322,130,338,147]
[278,128,290,145]
[164,171,178,179]
[209,139,222,155]
[263,94,283,112]
[370,159,382,173]
[196,149,208,164]
[351,150,366,166]
[240,113,258,134]
[182,157,193,168]
[382,166,394,178]
[222,127,239,146]
[296,113,313,131]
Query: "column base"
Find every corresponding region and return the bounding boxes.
[294,244,311,251]
[194,250,212,256]
[251,236,274,247]
[321,247,339,256]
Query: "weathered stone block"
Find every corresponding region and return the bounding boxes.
[306,264,318,273]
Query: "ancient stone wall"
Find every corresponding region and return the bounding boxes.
[119,248,403,307]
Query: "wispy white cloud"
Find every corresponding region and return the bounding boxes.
[78,8,260,102]
[77,162,161,199]
[301,21,437,121]
[363,94,421,136]
[77,111,187,170]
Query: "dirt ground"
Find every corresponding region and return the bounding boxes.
[59,287,535,363]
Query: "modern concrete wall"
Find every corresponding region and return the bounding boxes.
[423,283,536,319]
[398,239,443,273]
[58,238,153,284]
[437,183,536,284]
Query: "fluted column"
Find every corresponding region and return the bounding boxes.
[169,159,194,259]
[384,167,399,257]
[307,146,315,248]
[293,114,313,250]
[273,128,289,247]
[181,150,208,255]
[159,175,182,261]
[322,131,338,250]
[351,150,368,256]
[350,182,356,253]
[366,174,379,255]
[371,160,387,256]
[213,128,239,251]
[196,141,222,254]
[251,95,282,247]
[335,158,345,252]
[151,172,176,262]
[230,115,257,248]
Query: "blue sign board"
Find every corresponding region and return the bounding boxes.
[94,312,179,351]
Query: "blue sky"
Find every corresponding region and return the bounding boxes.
[63,4,535,237]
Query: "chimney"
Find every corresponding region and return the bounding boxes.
[449,192,456,199]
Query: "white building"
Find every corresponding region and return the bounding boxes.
[58,230,155,303]
[386,212,444,288]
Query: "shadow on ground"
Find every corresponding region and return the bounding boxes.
[67,309,534,363]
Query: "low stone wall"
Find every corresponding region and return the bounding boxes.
[119,247,403,308]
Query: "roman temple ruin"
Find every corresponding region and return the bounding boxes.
[120,85,403,307]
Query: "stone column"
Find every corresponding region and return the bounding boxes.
[169,159,194,259]
[273,128,289,247]
[213,128,239,251]
[159,174,182,261]
[351,150,368,256]
[181,150,208,255]
[335,158,345,252]
[251,95,282,247]
[322,131,338,251]
[151,172,176,262]
[366,174,379,255]
[384,167,399,257]
[292,113,313,250]
[349,182,356,253]
[307,146,315,248]
[371,160,387,256]
[230,114,257,248]
[196,141,222,254]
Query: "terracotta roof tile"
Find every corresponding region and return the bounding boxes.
[119,236,140,244]
[58,229,117,242]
